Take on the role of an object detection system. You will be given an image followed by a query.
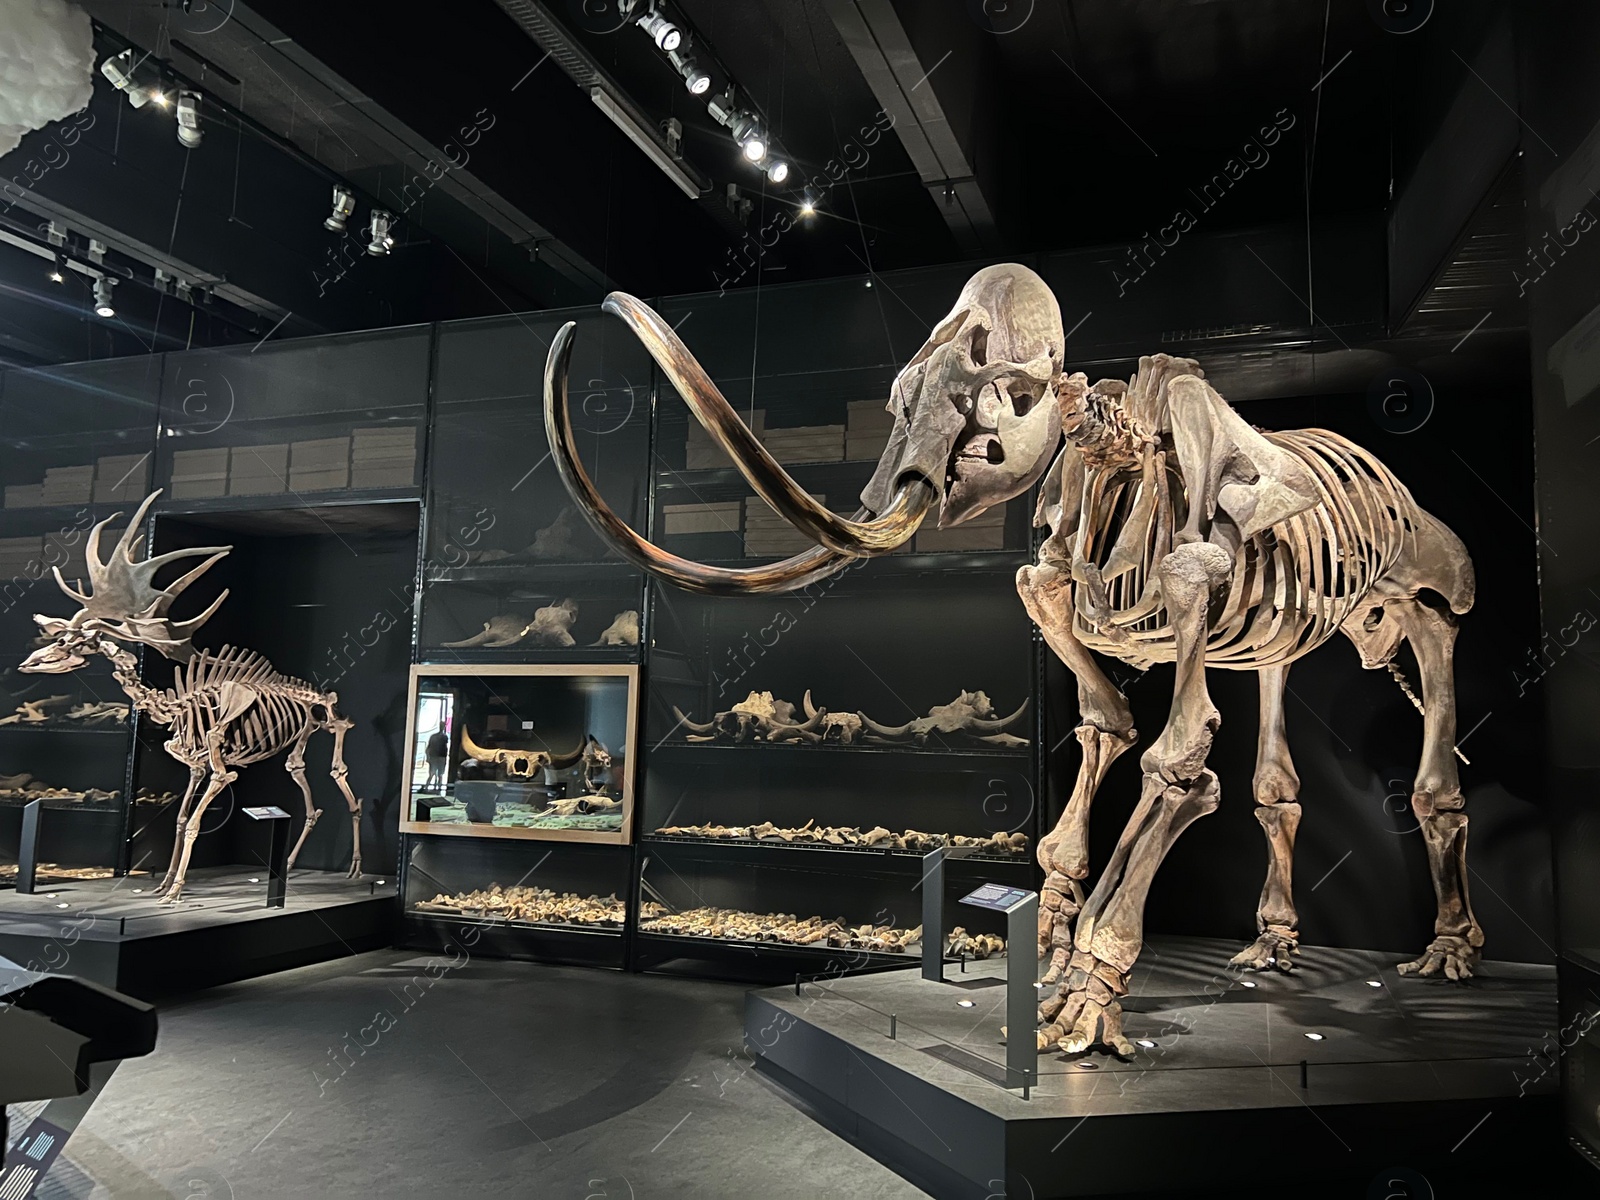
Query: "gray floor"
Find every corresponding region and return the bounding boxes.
[22,950,930,1199]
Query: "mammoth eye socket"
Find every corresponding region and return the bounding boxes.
[986,440,1006,465]
[1364,607,1385,631]
[1009,385,1036,418]
[970,327,988,366]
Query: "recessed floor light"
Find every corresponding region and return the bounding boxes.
[1304,1032,1325,1041]
[1033,981,1044,989]
[45,894,56,899]
[56,903,68,909]
[957,999,975,1008]
[132,889,142,894]
[248,878,260,883]
[1075,1060,1099,1070]
[1366,980,1383,988]
[1241,980,1257,988]
[1136,1039,1156,1049]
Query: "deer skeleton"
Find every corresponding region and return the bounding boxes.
[544,263,1482,1058]
[19,492,365,903]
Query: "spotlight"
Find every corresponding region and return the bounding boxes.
[151,89,170,107]
[324,186,356,233]
[668,49,711,95]
[637,8,682,52]
[93,275,115,318]
[799,198,816,217]
[766,160,789,184]
[100,49,151,108]
[366,210,395,256]
[47,255,65,284]
[176,91,202,147]
[728,111,767,163]
[741,135,767,163]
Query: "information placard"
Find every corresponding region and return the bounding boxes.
[959,882,1036,913]
[243,805,291,821]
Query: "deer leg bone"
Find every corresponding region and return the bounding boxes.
[283,721,321,873]
[1232,663,1304,972]
[153,760,207,897]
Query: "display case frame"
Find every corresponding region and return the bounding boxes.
[398,662,640,845]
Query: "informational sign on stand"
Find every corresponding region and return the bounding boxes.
[959,883,1035,913]
[244,806,293,908]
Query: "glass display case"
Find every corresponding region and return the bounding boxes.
[399,663,638,844]
[419,311,650,660]
[0,358,158,885]
[154,327,430,512]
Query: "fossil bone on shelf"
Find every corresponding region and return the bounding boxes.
[592,609,640,646]
[414,885,625,926]
[652,820,1028,855]
[671,690,824,743]
[861,690,1030,746]
[638,903,1008,958]
[459,726,587,779]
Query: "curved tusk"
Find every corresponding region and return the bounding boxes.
[671,705,719,736]
[969,698,1030,733]
[546,320,870,595]
[601,297,933,554]
[459,726,496,763]
[861,713,916,739]
[547,740,585,769]
[802,690,821,720]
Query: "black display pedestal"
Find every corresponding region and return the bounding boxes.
[244,806,292,908]
[14,798,42,895]
[748,935,1561,1199]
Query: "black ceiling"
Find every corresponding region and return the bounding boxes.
[0,0,1522,364]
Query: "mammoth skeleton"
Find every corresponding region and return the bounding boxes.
[20,492,364,902]
[544,264,1480,1057]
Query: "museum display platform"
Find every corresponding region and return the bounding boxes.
[748,934,1560,1199]
[0,867,396,1000]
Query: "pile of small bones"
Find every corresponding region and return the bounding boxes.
[639,903,1007,958]
[414,885,625,927]
[652,820,1028,855]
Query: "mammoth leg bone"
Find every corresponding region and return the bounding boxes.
[283,721,323,873]
[1389,597,1483,979]
[153,759,207,897]
[1038,542,1230,1054]
[1018,560,1137,985]
[1230,663,1303,972]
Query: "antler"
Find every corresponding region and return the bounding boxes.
[52,491,231,655]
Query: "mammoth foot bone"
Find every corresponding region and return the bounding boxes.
[1036,947,1134,1057]
[1398,934,1480,981]
[1230,924,1299,972]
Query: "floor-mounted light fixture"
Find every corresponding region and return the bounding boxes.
[324,185,356,233]
[93,275,115,318]
[366,210,395,256]
[175,91,202,147]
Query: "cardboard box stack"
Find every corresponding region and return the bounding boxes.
[93,453,151,502]
[915,502,1009,552]
[686,410,764,470]
[288,436,350,492]
[228,444,288,496]
[3,484,43,508]
[662,501,741,536]
[169,447,229,499]
[744,493,829,558]
[0,537,42,581]
[41,465,94,506]
[760,423,844,465]
[351,425,417,489]
[44,524,111,584]
[846,400,896,462]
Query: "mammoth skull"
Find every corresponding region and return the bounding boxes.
[545,264,1066,595]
